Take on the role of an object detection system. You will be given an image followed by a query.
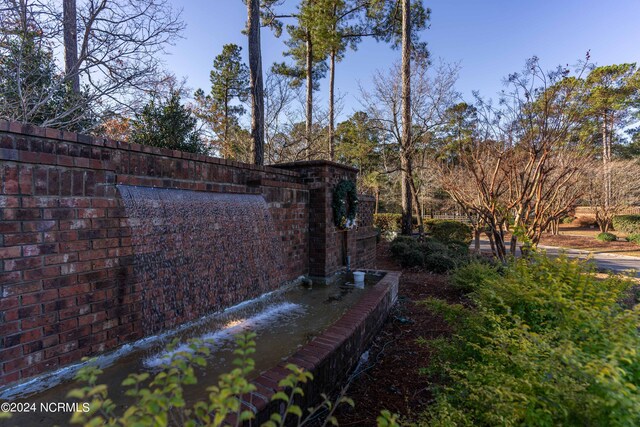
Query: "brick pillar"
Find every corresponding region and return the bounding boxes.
[273,161,358,278]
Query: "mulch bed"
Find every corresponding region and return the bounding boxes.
[331,242,463,425]
[539,233,640,252]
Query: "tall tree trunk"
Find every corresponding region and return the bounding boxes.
[247,0,264,165]
[328,49,336,160]
[63,0,80,93]
[400,155,413,235]
[409,173,424,233]
[374,188,379,215]
[223,98,229,158]
[305,29,313,161]
[400,0,412,235]
[603,111,612,215]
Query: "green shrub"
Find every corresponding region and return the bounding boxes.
[596,232,617,242]
[389,236,468,272]
[423,254,640,426]
[561,216,575,224]
[625,233,640,245]
[401,249,426,267]
[424,220,472,244]
[450,261,501,293]
[373,213,401,232]
[424,253,456,273]
[444,240,471,259]
[419,238,449,255]
[613,214,640,234]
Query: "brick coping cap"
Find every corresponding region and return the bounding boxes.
[0,119,300,178]
[271,160,359,173]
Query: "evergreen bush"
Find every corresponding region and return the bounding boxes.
[613,215,640,234]
[424,220,472,244]
[423,254,640,426]
[596,232,617,242]
[625,233,640,245]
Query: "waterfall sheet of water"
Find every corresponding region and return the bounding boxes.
[117,186,286,334]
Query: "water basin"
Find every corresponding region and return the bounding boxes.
[0,272,386,427]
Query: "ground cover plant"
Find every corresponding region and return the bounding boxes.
[626,234,640,245]
[597,231,618,242]
[422,254,640,426]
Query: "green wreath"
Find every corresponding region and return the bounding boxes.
[332,180,359,229]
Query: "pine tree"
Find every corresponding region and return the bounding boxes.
[130,91,204,153]
[193,44,251,159]
[584,64,640,228]
[210,44,250,141]
[272,0,330,159]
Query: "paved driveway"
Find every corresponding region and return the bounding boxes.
[478,240,640,277]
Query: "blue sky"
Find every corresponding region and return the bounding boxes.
[164,0,640,121]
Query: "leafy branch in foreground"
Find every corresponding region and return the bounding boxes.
[422,255,640,426]
[67,332,400,426]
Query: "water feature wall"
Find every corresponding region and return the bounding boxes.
[0,120,376,388]
[118,187,285,334]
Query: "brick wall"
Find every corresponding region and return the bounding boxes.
[0,121,375,387]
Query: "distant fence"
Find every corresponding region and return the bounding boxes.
[428,213,471,224]
[575,206,640,216]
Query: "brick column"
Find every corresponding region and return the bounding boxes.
[273,161,358,278]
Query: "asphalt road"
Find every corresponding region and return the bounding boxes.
[478,239,640,277]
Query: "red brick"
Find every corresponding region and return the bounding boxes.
[3,165,19,194]
[43,274,77,289]
[0,246,21,259]
[22,243,57,257]
[44,318,78,336]
[4,328,42,347]
[21,359,59,378]
[44,341,79,359]
[4,258,42,271]
[59,283,90,297]
[20,289,59,306]
[0,320,20,336]
[23,265,60,280]
[58,306,89,322]
[0,345,23,363]
[78,312,106,326]
[44,253,78,265]
[4,232,42,245]
[21,313,57,330]
[0,222,20,233]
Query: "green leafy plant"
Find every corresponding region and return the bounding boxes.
[596,231,617,242]
[389,235,468,272]
[625,233,640,245]
[131,91,205,154]
[423,254,640,426]
[423,220,472,245]
[612,215,640,234]
[561,216,575,224]
[450,261,501,293]
[65,333,395,426]
[373,213,402,233]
